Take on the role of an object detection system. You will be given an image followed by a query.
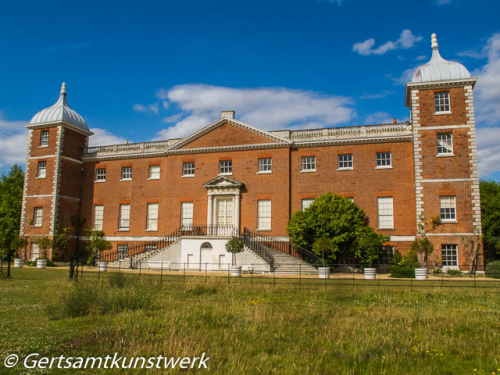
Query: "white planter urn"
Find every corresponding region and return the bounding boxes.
[36,259,47,269]
[318,267,330,279]
[14,259,24,268]
[415,268,428,281]
[98,261,108,272]
[364,268,377,280]
[230,266,242,277]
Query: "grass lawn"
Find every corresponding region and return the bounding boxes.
[0,267,499,374]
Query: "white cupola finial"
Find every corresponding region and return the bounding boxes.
[60,82,66,95]
[431,33,438,50]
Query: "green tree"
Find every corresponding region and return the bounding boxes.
[84,227,112,265]
[287,193,372,263]
[37,236,53,259]
[353,226,389,268]
[225,237,244,266]
[312,237,335,266]
[480,180,500,262]
[53,224,71,260]
[0,164,24,277]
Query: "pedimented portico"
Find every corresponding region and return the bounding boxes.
[203,176,244,232]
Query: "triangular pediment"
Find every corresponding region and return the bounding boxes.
[167,118,291,151]
[203,175,243,189]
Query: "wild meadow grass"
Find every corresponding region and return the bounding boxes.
[0,268,499,374]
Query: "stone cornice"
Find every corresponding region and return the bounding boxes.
[26,121,93,136]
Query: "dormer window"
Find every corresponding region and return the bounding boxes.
[434,92,450,113]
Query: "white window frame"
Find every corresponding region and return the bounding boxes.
[219,160,232,175]
[257,200,272,231]
[37,161,47,178]
[121,167,133,181]
[440,196,457,222]
[118,204,130,231]
[33,207,43,227]
[377,197,394,229]
[338,154,353,170]
[93,205,104,230]
[148,165,161,180]
[437,133,453,156]
[376,152,392,169]
[39,130,49,147]
[258,158,272,174]
[95,168,106,182]
[442,244,458,268]
[301,199,314,211]
[30,243,40,260]
[301,156,316,172]
[181,202,194,229]
[182,162,195,177]
[434,92,451,114]
[146,203,159,231]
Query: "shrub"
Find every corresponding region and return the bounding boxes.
[446,269,462,276]
[485,260,500,279]
[389,251,420,278]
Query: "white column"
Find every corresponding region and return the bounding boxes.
[207,194,213,226]
[234,194,240,233]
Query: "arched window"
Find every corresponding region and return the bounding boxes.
[201,242,212,250]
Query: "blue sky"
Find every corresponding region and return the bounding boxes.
[1,0,499,180]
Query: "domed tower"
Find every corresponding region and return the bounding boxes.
[20,83,92,260]
[405,34,481,270]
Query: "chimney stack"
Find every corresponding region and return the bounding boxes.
[221,110,236,119]
[393,118,397,124]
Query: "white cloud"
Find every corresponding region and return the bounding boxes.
[387,67,418,85]
[364,112,394,125]
[353,29,422,56]
[0,113,28,168]
[153,84,355,139]
[317,0,345,5]
[437,0,452,5]
[162,113,182,123]
[132,103,159,115]
[415,55,428,61]
[359,90,393,100]
[473,33,500,126]
[88,128,127,146]
[477,127,500,176]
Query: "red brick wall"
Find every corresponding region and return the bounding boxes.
[418,87,467,127]
[180,123,275,149]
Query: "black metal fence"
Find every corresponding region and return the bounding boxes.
[69,261,500,293]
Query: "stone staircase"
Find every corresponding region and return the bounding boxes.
[107,243,175,269]
[262,246,318,275]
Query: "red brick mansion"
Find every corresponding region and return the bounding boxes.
[20,34,481,270]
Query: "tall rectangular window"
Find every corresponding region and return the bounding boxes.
[93,205,104,230]
[219,160,232,175]
[376,152,392,168]
[338,154,353,170]
[148,165,160,179]
[33,207,43,227]
[434,92,450,113]
[440,196,456,222]
[301,156,316,172]
[39,130,49,147]
[181,202,193,228]
[121,167,132,180]
[377,197,394,229]
[437,133,453,155]
[147,203,159,231]
[117,245,128,260]
[442,244,458,267]
[258,158,272,173]
[31,243,40,260]
[182,162,195,176]
[119,204,130,230]
[37,161,47,178]
[301,198,314,211]
[95,168,106,181]
[257,200,272,230]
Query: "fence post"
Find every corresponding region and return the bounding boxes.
[80,262,83,281]
[160,262,163,283]
[410,276,413,292]
[139,261,142,276]
[205,263,207,282]
[273,267,276,287]
[227,263,230,284]
[299,264,302,287]
[184,263,186,280]
[474,272,476,292]
[352,268,355,289]
[251,264,253,284]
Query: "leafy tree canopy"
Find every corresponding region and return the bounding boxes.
[0,165,24,259]
[480,180,500,262]
[288,192,386,264]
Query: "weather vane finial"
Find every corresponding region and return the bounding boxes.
[61,82,66,94]
[431,33,438,50]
